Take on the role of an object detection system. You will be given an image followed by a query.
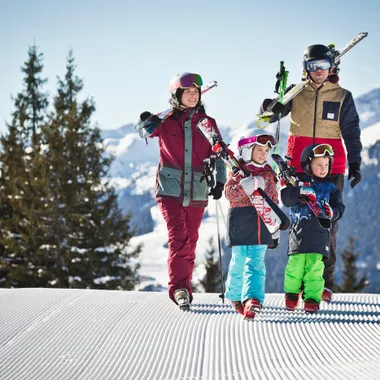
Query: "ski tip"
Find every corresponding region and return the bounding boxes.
[179,304,190,311]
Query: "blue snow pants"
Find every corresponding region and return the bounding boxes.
[225,245,267,304]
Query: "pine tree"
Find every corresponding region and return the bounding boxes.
[40,50,140,289]
[200,237,225,293]
[336,237,368,293]
[0,45,49,287]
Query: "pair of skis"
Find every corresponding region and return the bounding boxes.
[272,154,331,229]
[197,118,290,234]
[256,31,368,125]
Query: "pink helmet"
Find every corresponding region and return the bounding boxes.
[168,72,203,108]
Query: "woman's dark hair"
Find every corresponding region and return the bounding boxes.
[175,87,203,110]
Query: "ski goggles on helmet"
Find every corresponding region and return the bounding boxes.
[238,134,277,150]
[170,73,203,92]
[305,59,332,72]
[312,144,334,157]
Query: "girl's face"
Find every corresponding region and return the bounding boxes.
[180,85,200,108]
[311,156,330,178]
[251,144,270,164]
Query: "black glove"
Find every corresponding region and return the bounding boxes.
[268,230,280,250]
[261,98,285,115]
[268,238,279,250]
[209,182,224,200]
[348,163,361,188]
[262,98,274,112]
[140,111,161,126]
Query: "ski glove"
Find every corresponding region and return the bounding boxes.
[323,202,333,219]
[140,111,161,126]
[209,182,224,200]
[136,111,162,138]
[262,98,285,115]
[240,176,265,196]
[268,230,280,250]
[299,186,317,203]
[348,163,361,188]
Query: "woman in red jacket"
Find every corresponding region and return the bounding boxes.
[136,73,226,310]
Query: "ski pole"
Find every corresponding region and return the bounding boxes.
[201,156,226,303]
[273,61,288,160]
[256,61,288,131]
[215,199,225,304]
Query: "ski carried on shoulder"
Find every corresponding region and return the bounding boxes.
[157,80,218,120]
[271,153,331,229]
[257,32,368,123]
[197,118,290,234]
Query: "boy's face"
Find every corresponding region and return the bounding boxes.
[311,156,330,178]
[251,145,270,165]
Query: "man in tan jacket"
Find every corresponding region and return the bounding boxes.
[260,44,362,302]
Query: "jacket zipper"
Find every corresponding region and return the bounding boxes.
[312,89,319,143]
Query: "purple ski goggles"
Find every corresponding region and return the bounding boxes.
[170,73,203,93]
[238,134,277,149]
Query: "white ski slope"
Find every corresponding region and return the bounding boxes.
[0,288,379,380]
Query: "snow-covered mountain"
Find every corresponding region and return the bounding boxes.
[102,87,380,293]
[355,85,380,130]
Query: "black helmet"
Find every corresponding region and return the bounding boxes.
[302,44,333,72]
[300,144,334,177]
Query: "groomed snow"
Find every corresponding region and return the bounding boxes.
[1,288,379,380]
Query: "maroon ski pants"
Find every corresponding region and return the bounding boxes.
[158,198,205,303]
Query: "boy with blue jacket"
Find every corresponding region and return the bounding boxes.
[281,144,345,313]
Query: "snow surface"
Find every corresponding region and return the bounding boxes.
[0,288,379,380]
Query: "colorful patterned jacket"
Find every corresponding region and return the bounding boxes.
[225,162,278,246]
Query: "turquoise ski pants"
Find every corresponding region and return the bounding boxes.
[284,253,324,303]
[225,245,267,304]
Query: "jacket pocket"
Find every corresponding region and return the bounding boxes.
[157,167,182,197]
[322,101,340,121]
[192,172,208,201]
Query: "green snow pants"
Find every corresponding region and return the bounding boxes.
[284,253,324,303]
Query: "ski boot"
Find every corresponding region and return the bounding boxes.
[322,288,333,303]
[243,298,262,320]
[304,298,319,314]
[285,292,299,311]
[174,288,190,311]
[231,301,244,315]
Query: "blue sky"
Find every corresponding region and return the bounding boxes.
[0,0,379,133]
